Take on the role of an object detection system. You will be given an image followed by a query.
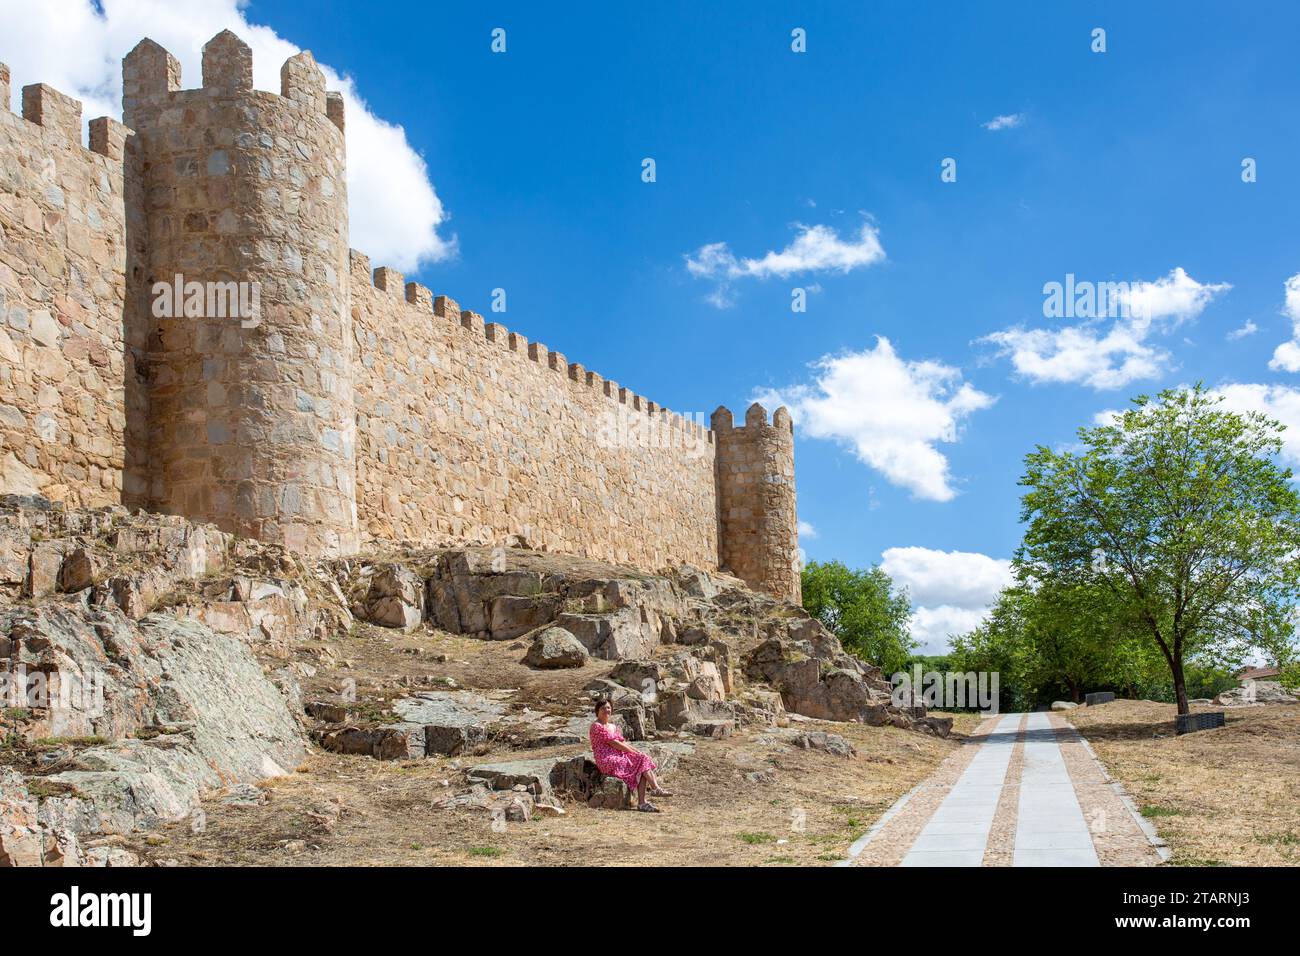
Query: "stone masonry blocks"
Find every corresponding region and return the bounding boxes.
[22,84,81,143]
[202,30,253,93]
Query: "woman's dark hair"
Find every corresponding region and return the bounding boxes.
[593,696,611,714]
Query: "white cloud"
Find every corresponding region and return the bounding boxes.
[1228,320,1259,341]
[686,221,884,307]
[1117,268,1230,330]
[1268,274,1300,372]
[908,605,992,656]
[881,546,1012,655]
[881,546,1014,609]
[797,520,817,539]
[0,0,453,271]
[982,268,1231,389]
[982,113,1024,131]
[756,337,995,502]
[982,324,1166,390]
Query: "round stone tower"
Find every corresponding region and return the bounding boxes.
[711,402,801,603]
[122,32,357,555]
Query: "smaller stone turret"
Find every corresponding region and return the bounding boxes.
[712,402,800,603]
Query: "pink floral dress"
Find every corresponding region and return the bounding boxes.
[590,720,656,793]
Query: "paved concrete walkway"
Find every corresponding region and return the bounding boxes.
[1012,712,1099,866]
[900,713,1020,867]
[849,710,1160,867]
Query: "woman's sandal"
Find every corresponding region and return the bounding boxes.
[637,802,661,813]
[650,788,674,798]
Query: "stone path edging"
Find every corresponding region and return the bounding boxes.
[1074,732,1173,863]
[833,781,924,867]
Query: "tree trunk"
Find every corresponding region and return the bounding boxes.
[1172,657,1190,715]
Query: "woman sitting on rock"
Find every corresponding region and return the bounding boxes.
[590,697,672,812]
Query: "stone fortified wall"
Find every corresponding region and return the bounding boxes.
[0,31,801,600]
[0,74,130,508]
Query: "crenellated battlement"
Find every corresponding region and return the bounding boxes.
[121,33,339,130]
[0,30,798,600]
[349,247,716,444]
[0,62,132,161]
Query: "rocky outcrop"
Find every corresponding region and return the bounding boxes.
[2,496,960,864]
[0,496,232,611]
[0,606,305,861]
[1214,681,1299,707]
[742,623,952,737]
[0,501,314,864]
[334,549,937,738]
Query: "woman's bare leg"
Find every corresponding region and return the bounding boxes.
[637,775,648,806]
[646,770,672,795]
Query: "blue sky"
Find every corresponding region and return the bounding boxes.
[9,1,1300,650]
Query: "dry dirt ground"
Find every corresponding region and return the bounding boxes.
[1066,699,1300,866]
[101,617,984,867]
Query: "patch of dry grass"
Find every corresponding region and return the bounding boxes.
[142,715,967,867]
[1065,699,1300,866]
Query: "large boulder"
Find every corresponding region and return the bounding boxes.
[608,659,669,694]
[57,547,99,593]
[365,564,424,630]
[657,690,737,731]
[425,552,554,636]
[523,626,589,669]
[1215,681,1298,707]
[684,659,726,702]
[317,723,426,761]
[557,607,662,660]
[743,631,940,732]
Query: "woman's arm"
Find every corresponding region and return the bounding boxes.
[594,723,642,755]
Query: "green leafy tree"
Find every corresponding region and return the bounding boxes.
[948,597,1031,712]
[1280,661,1300,692]
[801,560,916,673]
[1016,581,1132,702]
[1018,385,1300,714]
